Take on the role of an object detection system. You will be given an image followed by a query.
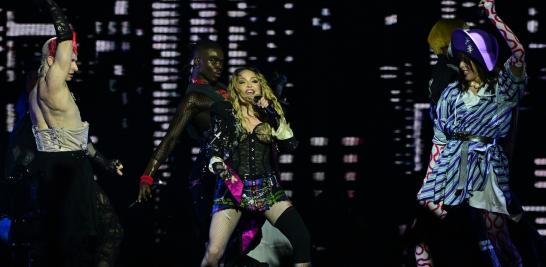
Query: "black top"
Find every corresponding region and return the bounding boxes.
[206,101,298,177]
[232,124,274,176]
[185,82,227,140]
[151,82,226,165]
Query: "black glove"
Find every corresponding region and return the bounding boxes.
[90,151,118,174]
[212,162,230,180]
[253,96,280,130]
[43,0,73,42]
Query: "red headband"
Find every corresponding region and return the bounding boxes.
[47,31,78,57]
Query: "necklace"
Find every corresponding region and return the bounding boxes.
[469,81,484,94]
[469,81,483,89]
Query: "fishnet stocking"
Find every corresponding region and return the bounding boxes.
[201,209,242,267]
[483,212,522,267]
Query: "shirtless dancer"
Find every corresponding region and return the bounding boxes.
[29,1,122,266]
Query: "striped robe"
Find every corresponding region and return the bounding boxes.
[418,58,526,214]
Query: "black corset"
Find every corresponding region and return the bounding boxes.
[233,133,273,176]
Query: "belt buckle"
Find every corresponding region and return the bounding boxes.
[455,132,468,139]
[459,132,467,138]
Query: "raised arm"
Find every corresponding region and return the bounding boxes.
[481,0,525,77]
[43,0,75,94]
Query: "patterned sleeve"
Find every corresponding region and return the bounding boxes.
[271,118,298,153]
[207,115,228,160]
[496,58,527,103]
[205,102,235,164]
[432,84,457,145]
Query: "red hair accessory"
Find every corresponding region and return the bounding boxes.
[47,31,78,57]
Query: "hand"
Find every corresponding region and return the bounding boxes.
[256,96,270,109]
[91,152,124,176]
[226,175,238,184]
[212,162,230,180]
[137,182,152,202]
[479,0,496,16]
[112,159,124,176]
[212,162,237,183]
[254,96,280,128]
[40,0,73,42]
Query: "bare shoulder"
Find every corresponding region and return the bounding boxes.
[184,91,215,108]
[35,78,82,128]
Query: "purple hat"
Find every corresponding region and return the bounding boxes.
[451,29,499,71]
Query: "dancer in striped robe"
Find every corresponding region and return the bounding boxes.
[417,0,526,266]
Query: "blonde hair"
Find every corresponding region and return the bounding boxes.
[37,37,56,78]
[427,19,467,55]
[227,68,285,134]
